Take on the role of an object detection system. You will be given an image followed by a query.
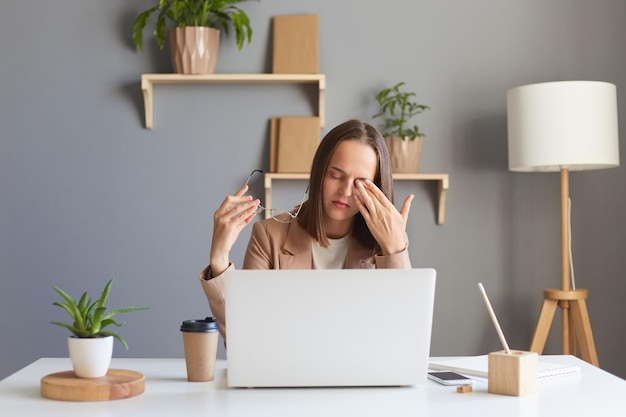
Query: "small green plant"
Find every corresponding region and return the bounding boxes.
[132,0,255,51]
[373,81,430,141]
[51,278,149,350]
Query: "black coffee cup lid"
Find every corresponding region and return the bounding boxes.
[180,317,219,332]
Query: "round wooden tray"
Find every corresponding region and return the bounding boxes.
[41,369,145,401]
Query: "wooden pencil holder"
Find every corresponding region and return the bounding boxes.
[488,350,538,396]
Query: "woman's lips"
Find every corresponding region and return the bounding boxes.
[332,200,350,209]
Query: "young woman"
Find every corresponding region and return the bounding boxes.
[199,119,414,342]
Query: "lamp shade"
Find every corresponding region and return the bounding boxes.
[507,81,620,172]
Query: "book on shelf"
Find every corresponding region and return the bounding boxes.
[270,116,320,173]
[272,14,319,74]
[428,355,581,381]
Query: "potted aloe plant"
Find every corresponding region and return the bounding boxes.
[132,0,255,74]
[51,278,149,378]
[373,82,430,173]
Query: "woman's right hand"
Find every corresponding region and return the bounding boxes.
[209,184,260,276]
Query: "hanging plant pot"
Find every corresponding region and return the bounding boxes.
[67,336,113,378]
[169,27,220,74]
[385,136,423,173]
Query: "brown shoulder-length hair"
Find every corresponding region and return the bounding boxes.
[296,119,394,251]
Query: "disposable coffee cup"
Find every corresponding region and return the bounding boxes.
[180,317,219,382]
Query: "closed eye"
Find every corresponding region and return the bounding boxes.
[327,167,344,180]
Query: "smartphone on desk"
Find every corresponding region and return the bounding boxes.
[427,371,474,386]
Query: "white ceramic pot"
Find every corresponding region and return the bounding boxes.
[67,335,113,378]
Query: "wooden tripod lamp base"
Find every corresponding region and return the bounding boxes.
[529,288,599,366]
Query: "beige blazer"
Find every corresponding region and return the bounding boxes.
[199,218,411,342]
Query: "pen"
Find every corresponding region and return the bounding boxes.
[478,282,511,355]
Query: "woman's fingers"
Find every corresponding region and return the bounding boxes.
[399,194,414,223]
[215,196,259,226]
[355,179,391,213]
[234,184,249,197]
[213,184,254,217]
[354,179,412,255]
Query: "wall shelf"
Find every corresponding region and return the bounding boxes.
[140,73,326,129]
[264,172,449,225]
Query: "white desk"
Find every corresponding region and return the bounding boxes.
[1,356,624,416]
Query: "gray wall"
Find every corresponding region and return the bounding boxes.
[1,0,625,380]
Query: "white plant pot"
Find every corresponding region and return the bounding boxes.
[67,336,113,378]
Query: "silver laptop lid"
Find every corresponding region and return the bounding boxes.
[225,268,436,387]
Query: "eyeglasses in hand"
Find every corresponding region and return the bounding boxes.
[244,170,308,223]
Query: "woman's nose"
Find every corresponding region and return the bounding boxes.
[339,180,354,197]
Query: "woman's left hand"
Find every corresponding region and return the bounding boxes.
[353,179,414,256]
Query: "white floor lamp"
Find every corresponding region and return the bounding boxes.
[507,80,620,366]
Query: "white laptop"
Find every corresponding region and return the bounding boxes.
[224,268,436,387]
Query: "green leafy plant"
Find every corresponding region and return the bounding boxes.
[373,81,430,141]
[51,278,149,350]
[132,0,255,51]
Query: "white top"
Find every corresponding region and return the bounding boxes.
[311,235,349,269]
[1,356,625,417]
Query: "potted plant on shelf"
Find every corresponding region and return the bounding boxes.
[51,278,149,378]
[132,0,255,74]
[372,81,430,173]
